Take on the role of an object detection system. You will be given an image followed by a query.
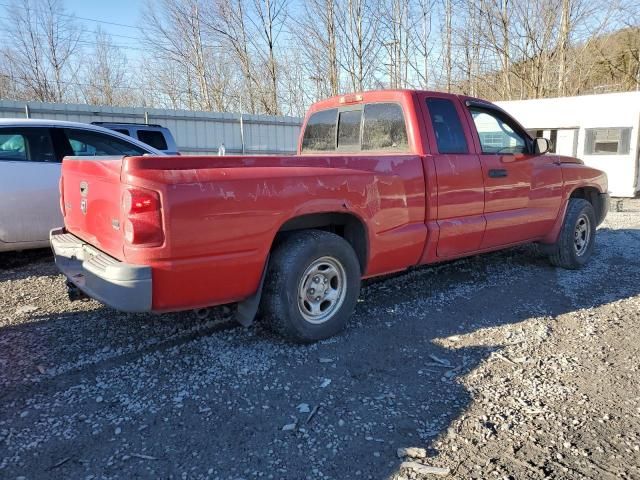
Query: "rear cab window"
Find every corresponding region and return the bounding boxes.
[302,109,338,152]
[337,110,362,151]
[301,102,409,154]
[362,103,408,151]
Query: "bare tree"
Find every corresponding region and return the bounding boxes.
[0,57,18,99]
[409,0,437,88]
[380,0,413,88]
[138,58,187,109]
[478,0,513,98]
[338,0,384,91]
[205,0,259,113]
[1,0,82,102]
[248,0,289,114]
[279,48,312,116]
[1,0,638,113]
[506,0,559,99]
[143,0,226,110]
[40,0,81,101]
[442,0,453,92]
[295,0,341,99]
[82,29,135,106]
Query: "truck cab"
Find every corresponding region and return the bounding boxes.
[300,90,608,260]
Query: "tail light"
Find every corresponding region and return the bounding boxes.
[122,187,164,246]
[59,176,65,216]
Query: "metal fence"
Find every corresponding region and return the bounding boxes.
[0,100,303,155]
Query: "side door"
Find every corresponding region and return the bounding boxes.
[0,127,61,245]
[464,103,563,248]
[419,93,486,258]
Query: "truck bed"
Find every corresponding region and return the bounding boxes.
[60,153,428,311]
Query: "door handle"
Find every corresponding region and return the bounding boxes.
[488,169,508,178]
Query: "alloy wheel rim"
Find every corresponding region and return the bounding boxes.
[297,256,347,324]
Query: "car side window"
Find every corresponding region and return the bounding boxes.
[425,98,469,154]
[64,129,147,156]
[0,128,56,162]
[470,108,528,154]
[137,129,168,150]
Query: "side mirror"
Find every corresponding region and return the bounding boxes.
[534,137,550,155]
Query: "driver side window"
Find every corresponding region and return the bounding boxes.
[470,108,528,154]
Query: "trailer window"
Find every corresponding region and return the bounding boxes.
[302,109,338,152]
[362,103,408,152]
[584,128,631,155]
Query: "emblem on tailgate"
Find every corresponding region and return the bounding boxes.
[80,181,88,215]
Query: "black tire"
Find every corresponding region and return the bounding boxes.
[549,198,596,269]
[260,230,361,343]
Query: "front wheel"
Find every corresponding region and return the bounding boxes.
[260,230,361,343]
[549,198,596,269]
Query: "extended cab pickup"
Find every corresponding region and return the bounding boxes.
[51,90,609,342]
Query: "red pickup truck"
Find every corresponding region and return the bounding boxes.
[51,90,609,342]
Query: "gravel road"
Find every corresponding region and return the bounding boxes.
[1,200,639,480]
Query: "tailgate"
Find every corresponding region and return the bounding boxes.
[61,157,125,260]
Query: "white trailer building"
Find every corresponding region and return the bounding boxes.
[497,91,640,197]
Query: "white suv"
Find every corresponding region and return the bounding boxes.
[0,119,163,253]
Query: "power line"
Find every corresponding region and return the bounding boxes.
[0,26,149,53]
[0,1,139,30]
[0,37,148,53]
[0,8,188,50]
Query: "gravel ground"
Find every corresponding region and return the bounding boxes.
[1,199,639,480]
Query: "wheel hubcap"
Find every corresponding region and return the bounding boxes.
[297,256,347,324]
[573,214,591,256]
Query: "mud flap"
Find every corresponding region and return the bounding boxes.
[235,255,269,327]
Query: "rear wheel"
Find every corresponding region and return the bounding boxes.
[260,230,361,343]
[549,198,596,269]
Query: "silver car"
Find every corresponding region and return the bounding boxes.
[0,119,163,252]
